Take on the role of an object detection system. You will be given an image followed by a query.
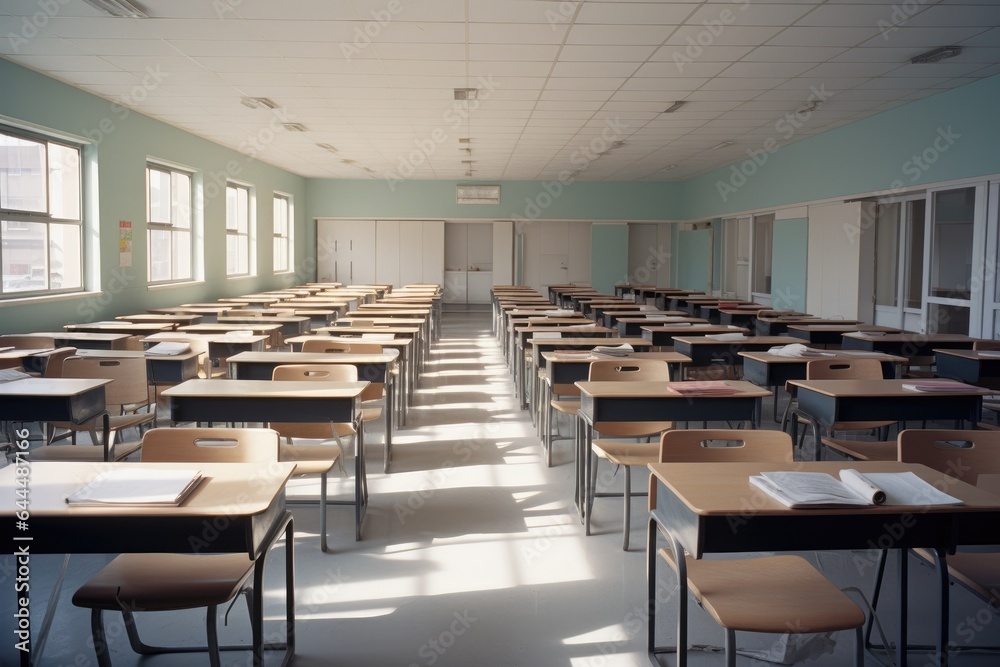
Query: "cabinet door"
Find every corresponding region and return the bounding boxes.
[399,222,425,286]
[348,220,377,284]
[376,221,401,286]
[422,221,445,285]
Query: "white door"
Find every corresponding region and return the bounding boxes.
[398,222,424,286]
[981,182,1000,338]
[375,220,401,286]
[420,221,444,286]
[872,197,927,331]
[315,219,376,284]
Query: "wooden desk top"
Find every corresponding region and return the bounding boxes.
[162,378,369,399]
[338,318,425,326]
[936,349,1000,360]
[285,334,412,347]
[0,377,111,397]
[316,326,421,335]
[148,306,233,315]
[64,322,173,334]
[0,347,54,359]
[118,314,204,325]
[29,332,131,343]
[786,324,901,333]
[516,325,613,334]
[739,349,907,365]
[75,349,202,362]
[576,379,770,398]
[648,461,1000,517]
[218,315,309,323]
[758,316,860,325]
[616,316,707,324]
[144,332,271,345]
[524,317,594,325]
[787,378,993,398]
[844,332,978,343]
[542,351,690,364]
[672,335,791,346]
[180,323,282,334]
[529,337,652,348]
[227,350,399,365]
[641,324,750,334]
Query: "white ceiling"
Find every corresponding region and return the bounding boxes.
[2,0,999,182]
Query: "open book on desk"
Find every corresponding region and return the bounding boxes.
[750,469,962,508]
[66,468,203,506]
[591,343,633,357]
[145,341,190,356]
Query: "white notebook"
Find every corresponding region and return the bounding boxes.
[750,470,962,508]
[66,469,203,506]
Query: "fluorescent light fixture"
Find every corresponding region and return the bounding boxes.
[458,137,472,143]
[797,101,820,114]
[712,140,734,150]
[911,46,962,64]
[241,97,278,110]
[456,184,500,204]
[454,88,478,101]
[81,0,147,18]
[660,164,678,171]
[662,101,686,113]
[282,123,307,132]
[316,143,338,153]
[461,159,475,164]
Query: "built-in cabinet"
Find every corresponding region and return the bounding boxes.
[316,219,443,287]
[444,222,498,304]
[315,219,376,284]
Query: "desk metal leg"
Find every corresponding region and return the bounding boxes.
[933,547,950,667]
[384,379,394,474]
[898,548,908,667]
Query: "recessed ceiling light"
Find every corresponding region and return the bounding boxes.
[461,159,475,164]
[797,101,820,114]
[316,143,338,153]
[282,123,307,132]
[81,0,147,18]
[454,88,478,101]
[458,138,472,143]
[911,46,962,64]
[241,97,278,110]
[660,164,677,171]
[712,140,734,150]
[662,101,686,113]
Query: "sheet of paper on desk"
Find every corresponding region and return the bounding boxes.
[767,344,834,358]
[751,470,962,508]
[66,468,203,506]
[669,381,739,396]
[0,368,31,382]
[0,346,14,353]
[145,341,190,355]
[592,343,633,356]
[902,380,980,392]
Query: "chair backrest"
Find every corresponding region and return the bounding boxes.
[140,427,279,463]
[122,335,146,351]
[0,334,54,349]
[974,340,1000,351]
[42,347,78,378]
[301,339,351,353]
[62,356,150,409]
[270,364,358,438]
[651,429,794,508]
[805,357,885,380]
[898,429,1000,487]
[588,359,671,382]
[350,319,375,327]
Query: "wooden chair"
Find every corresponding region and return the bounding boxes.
[0,334,54,349]
[37,356,155,461]
[587,359,674,550]
[794,358,897,460]
[652,429,866,665]
[269,364,357,550]
[877,428,1000,655]
[973,340,1000,423]
[301,339,351,353]
[72,427,290,667]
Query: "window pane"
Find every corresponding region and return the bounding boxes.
[172,171,190,229]
[874,203,900,307]
[172,229,191,280]
[48,143,80,219]
[50,222,81,290]
[904,200,925,310]
[148,168,171,224]
[752,214,774,294]
[2,220,47,291]
[226,186,238,230]
[274,237,288,272]
[149,228,171,282]
[227,234,240,275]
[930,187,974,300]
[0,134,46,212]
[237,187,248,233]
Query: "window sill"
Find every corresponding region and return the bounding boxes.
[0,290,101,308]
[147,280,205,291]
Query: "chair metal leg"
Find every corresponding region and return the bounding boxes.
[725,628,737,667]
[623,466,632,551]
[90,610,113,667]
[207,604,221,667]
[586,449,597,536]
[320,471,329,552]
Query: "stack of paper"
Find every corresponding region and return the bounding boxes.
[669,381,739,396]
[902,380,981,392]
[766,344,834,358]
[145,341,190,356]
[544,309,574,317]
[66,468,204,506]
[592,343,633,357]
[706,333,749,341]
[361,333,395,341]
[0,368,30,383]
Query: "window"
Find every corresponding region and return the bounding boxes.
[146,163,192,283]
[751,213,774,294]
[0,128,83,296]
[273,193,291,273]
[226,183,252,277]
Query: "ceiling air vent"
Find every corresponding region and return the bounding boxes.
[456,184,500,205]
[282,123,307,132]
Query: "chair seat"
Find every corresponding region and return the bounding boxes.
[49,411,156,433]
[279,443,340,475]
[73,553,255,611]
[659,550,865,633]
[914,549,1000,607]
[31,440,142,462]
[592,440,660,467]
[551,399,580,415]
[820,437,898,461]
[594,421,673,439]
[797,415,895,432]
[361,406,382,422]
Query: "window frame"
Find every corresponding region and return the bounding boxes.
[272,192,292,274]
[146,161,194,285]
[226,181,254,278]
[0,125,84,299]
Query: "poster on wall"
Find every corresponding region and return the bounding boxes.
[119,220,132,267]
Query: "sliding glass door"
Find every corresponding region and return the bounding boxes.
[873,197,926,331]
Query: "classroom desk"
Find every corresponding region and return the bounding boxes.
[786,324,902,346]
[670,335,793,370]
[697,303,763,323]
[143,331,270,361]
[646,460,1000,667]
[540,351,691,465]
[654,290,704,311]
[675,298,754,316]
[841,332,979,358]
[64,322,173,336]
[217,315,310,338]
[179,322,283,344]
[591,303,656,323]
[116,313,204,327]
[334,319,428,370]
[243,307,340,327]
[0,461,296,667]
[934,349,1000,390]
[573,380,770,517]
[0,348,55,374]
[546,284,583,303]
[787,378,990,459]
[219,295,282,307]
[601,309,689,327]
[717,306,775,327]
[227,350,398,472]
[147,305,232,322]
[19,331,131,350]
[615,316,707,337]
[755,317,859,336]
[739,348,904,424]
[640,324,750,347]
[163,378,370,540]
[614,283,655,298]
[0,377,111,458]
[514,326,614,411]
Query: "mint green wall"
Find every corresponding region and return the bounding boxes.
[0,59,306,333]
[770,218,808,311]
[590,224,629,294]
[677,229,711,292]
[680,75,1000,220]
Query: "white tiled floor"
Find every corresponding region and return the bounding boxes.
[4,310,1000,666]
